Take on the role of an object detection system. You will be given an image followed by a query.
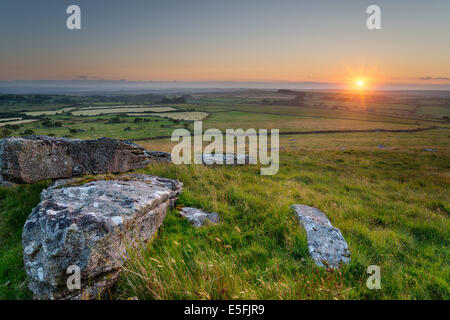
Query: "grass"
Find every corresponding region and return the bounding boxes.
[72,107,176,116]
[0,182,48,299]
[0,119,39,127]
[204,110,426,132]
[24,108,76,116]
[115,143,449,300]
[1,115,184,140]
[131,112,209,121]
[1,134,448,299]
[0,90,448,300]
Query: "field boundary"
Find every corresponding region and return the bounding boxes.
[129,126,442,141]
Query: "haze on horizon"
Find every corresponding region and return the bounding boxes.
[1,0,449,91]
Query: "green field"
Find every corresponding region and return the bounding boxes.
[0,89,449,299]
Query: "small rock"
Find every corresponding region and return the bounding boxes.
[290,204,350,269]
[202,153,255,165]
[22,173,182,300]
[179,207,219,227]
[423,148,437,152]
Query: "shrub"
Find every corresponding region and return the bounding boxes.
[0,128,12,138]
[24,129,34,135]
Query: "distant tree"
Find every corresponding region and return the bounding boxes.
[0,128,12,138]
[293,92,306,105]
[174,96,186,103]
[41,119,53,127]
[5,124,20,130]
[277,89,297,95]
[109,117,122,124]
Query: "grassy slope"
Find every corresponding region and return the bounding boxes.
[0,92,448,299]
[2,115,182,140]
[0,182,47,299]
[115,143,449,300]
[0,133,448,300]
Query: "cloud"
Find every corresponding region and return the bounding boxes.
[419,76,450,81]
[75,75,109,81]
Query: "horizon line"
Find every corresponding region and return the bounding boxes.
[0,80,449,93]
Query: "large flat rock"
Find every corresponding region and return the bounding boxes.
[290,204,351,269]
[22,173,182,299]
[0,135,170,184]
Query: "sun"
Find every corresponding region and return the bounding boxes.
[356,79,365,87]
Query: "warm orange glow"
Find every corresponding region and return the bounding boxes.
[343,64,381,91]
[356,80,365,87]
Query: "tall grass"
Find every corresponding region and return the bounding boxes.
[116,149,449,299]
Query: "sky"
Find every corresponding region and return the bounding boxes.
[0,0,449,90]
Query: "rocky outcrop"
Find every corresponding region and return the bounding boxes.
[179,207,219,227]
[290,205,351,269]
[0,136,170,184]
[202,153,254,165]
[22,173,182,300]
[145,150,171,163]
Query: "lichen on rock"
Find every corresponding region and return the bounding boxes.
[290,204,351,269]
[22,173,182,299]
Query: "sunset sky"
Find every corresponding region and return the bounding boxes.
[1,0,449,89]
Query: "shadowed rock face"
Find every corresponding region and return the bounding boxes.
[290,204,351,269]
[22,174,182,300]
[0,136,170,184]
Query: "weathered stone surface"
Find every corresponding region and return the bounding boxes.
[179,207,219,227]
[0,135,170,184]
[202,153,255,165]
[22,173,182,300]
[290,204,351,269]
[145,150,171,163]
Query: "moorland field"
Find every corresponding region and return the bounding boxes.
[0,89,448,299]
